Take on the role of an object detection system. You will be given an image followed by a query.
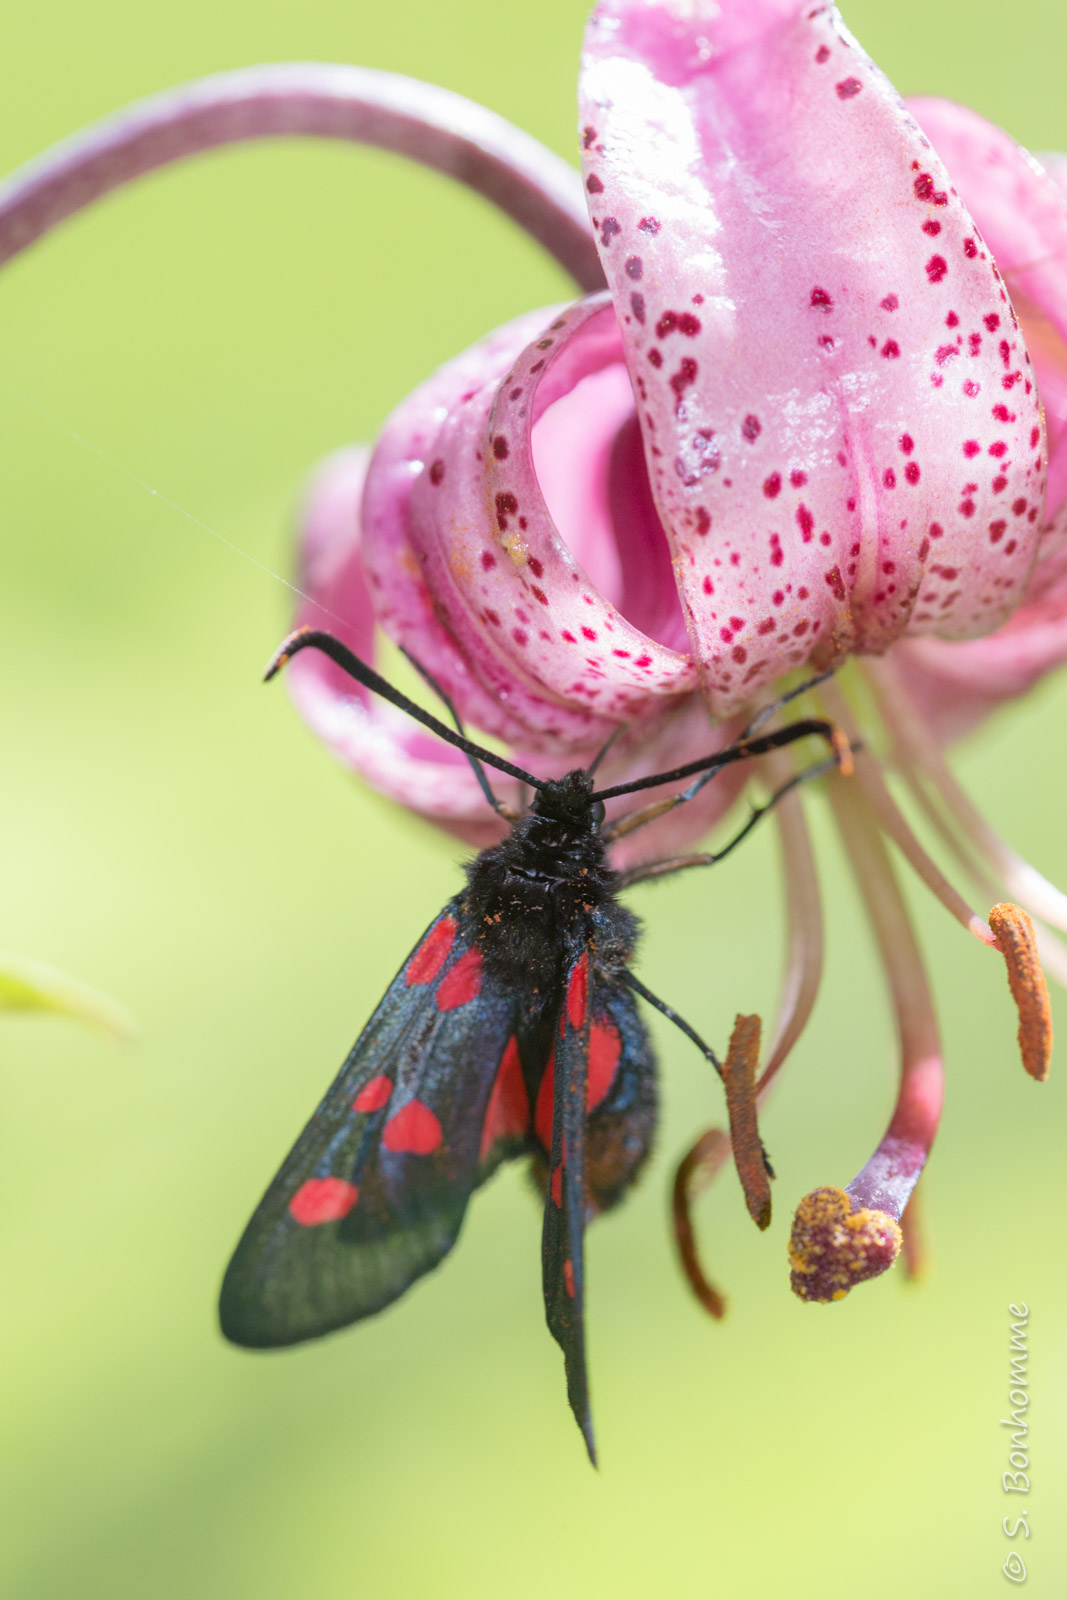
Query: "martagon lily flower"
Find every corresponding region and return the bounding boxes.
[3,0,1064,1315]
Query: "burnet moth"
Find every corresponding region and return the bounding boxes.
[219,627,847,1461]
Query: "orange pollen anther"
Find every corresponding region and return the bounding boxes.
[988,902,1052,1083]
[830,725,855,779]
[789,1187,902,1303]
[722,1013,772,1231]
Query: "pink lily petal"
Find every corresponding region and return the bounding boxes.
[359,307,571,751]
[401,294,698,750]
[579,0,1046,716]
[357,298,697,754]
[1039,152,1067,199]
[288,446,510,846]
[891,539,1067,743]
[0,63,602,290]
[907,99,1067,541]
[876,107,1067,745]
[292,414,746,857]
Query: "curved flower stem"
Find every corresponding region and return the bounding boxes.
[863,656,1067,935]
[819,677,995,946]
[826,772,943,1220]
[0,63,604,291]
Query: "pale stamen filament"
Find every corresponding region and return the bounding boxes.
[758,744,826,1091]
[863,656,1067,935]
[862,679,1067,989]
[826,772,943,1220]
[819,678,995,947]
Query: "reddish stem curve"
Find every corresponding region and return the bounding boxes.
[0,63,603,291]
[827,773,943,1221]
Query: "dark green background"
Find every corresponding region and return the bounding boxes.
[1,2,1063,1595]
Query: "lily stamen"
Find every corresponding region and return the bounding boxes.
[721,1015,772,1231]
[988,903,1054,1081]
[757,746,827,1093]
[670,752,825,1312]
[790,773,943,1303]
[819,678,996,946]
[865,658,1067,936]
[858,667,1067,991]
[671,1129,730,1321]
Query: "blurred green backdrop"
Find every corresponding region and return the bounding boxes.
[1,2,1064,1596]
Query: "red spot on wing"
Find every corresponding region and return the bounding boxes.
[567,953,589,1030]
[551,1164,563,1207]
[479,1037,530,1162]
[563,1259,575,1297]
[588,1020,622,1111]
[436,946,483,1011]
[406,916,457,986]
[353,1075,392,1113]
[535,1013,624,1148]
[383,1100,443,1155]
[289,1177,359,1226]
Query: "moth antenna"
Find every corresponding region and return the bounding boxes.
[591,716,848,803]
[263,627,545,790]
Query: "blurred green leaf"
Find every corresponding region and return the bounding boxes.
[0,948,133,1037]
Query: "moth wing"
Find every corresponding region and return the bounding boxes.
[541,942,596,1463]
[529,971,658,1216]
[582,975,658,1217]
[219,900,519,1348]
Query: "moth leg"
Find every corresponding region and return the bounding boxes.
[602,670,840,845]
[740,667,837,737]
[621,983,776,1184]
[612,755,839,883]
[400,646,520,821]
[620,970,722,1076]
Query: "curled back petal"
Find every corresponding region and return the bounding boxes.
[403,295,697,750]
[0,63,602,289]
[359,308,569,751]
[288,445,510,843]
[292,398,747,856]
[579,0,1045,715]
